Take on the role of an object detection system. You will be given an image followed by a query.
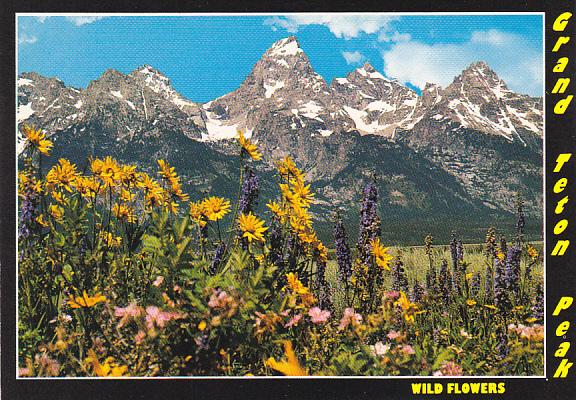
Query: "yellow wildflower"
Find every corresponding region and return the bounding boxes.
[266,201,286,219]
[496,250,505,261]
[198,321,207,331]
[112,203,136,224]
[265,341,307,376]
[35,214,49,227]
[201,196,231,221]
[48,204,64,221]
[99,232,122,248]
[67,291,107,309]
[237,130,262,161]
[395,291,422,324]
[22,124,53,155]
[91,156,121,186]
[45,159,78,192]
[527,244,539,260]
[239,212,268,242]
[369,238,393,270]
[466,299,477,307]
[189,201,207,227]
[85,349,127,377]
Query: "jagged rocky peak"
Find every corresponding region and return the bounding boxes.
[265,36,303,58]
[129,64,175,94]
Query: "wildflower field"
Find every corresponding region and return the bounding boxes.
[18,125,543,377]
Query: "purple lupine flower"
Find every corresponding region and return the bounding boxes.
[315,260,333,311]
[268,221,283,268]
[505,246,522,298]
[484,261,494,303]
[450,233,458,274]
[457,239,464,262]
[471,273,481,297]
[494,258,511,314]
[496,327,509,362]
[239,167,260,214]
[210,242,226,275]
[18,193,36,240]
[334,215,352,282]
[500,236,508,256]
[410,281,424,303]
[392,258,409,294]
[531,283,544,322]
[438,259,451,304]
[425,264,437,293]
[357,181,380,263]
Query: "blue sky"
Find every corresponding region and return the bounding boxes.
[18,14,543,102]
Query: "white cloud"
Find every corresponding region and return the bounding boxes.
[378,31,411,43]
[265,15,398,39]
[65,16,106,26]
[18,34,37,45]
[36,16,49,23]
[470,29,518,46]
[382,30,542,96]
[342,51,365,65]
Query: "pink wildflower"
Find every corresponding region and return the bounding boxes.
[308,307,331,324]
[433,361,463,376]
[338,307,362,330]
[145,306,184,330]
[387,330,401,340]
[284,313,303,328]
[401,344,415,355]
[134,330,146,345]
[152,276,164,287]
[114,303,144,328]
[208,289,231,309]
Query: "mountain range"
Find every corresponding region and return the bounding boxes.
[17,36,543,244]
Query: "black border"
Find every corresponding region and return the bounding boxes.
[2,1,576,399]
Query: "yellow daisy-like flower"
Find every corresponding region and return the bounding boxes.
[316,242,328,263]
[201,196,231,221]
[483,304,498,311]
[112,203,136,224]
[527,244,539,260]
[395,291,422,324]
[189,201,208,227]
[496,249,505,261]
[45,159,78,192]
[48,204,64,221]
[91,156,121,187]
[157,159,189,202]
[265,341,307,376]
[35,214,49,227]
[466,299,477,307]
[85,349,127,377]
[238,212,268,242]
[22,124,53,156]
[369,238,393,270]
[67,291,107,309]
[99,232,122,248]
[237,130,262,161]
[266,201,286,218]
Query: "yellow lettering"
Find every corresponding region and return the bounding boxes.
[553,78,571,94]
[553,12,573,31]
[553,297,573,315]
[555,342,571,357]
[554,57,569,73]
[551,240,570,256]
[553,37,571,52]
[554,219,568,235]
[554,153,572,172]
[554,359,574,378]
[555,95,573,114]
[556,196,569,214]
[554,178,568,193]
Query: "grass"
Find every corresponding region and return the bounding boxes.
[325,241,543,315]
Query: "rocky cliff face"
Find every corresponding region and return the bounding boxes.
[17,36,543,242]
